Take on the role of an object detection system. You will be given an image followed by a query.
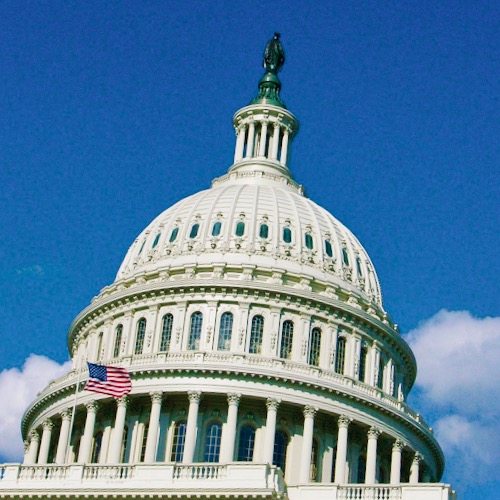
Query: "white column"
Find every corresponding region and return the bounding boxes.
[55,409,72,464]
[270,122,280,160]
[25,430,40,465]
[258,121,268,157]
[23,440,30,463]
[365,427,381,484]
[263,398,280,464]
[245,121,255,158]
[182,391,201,463]
[220,393,241,462]
[280,128,290,165]
[78,401,99,463]
[234,125,246,162]
[410,452,422,483]
[334,415,351,484]
[108,396,129,463]
[37,419,54,464]
[299,405,317,483]
[144,391,163,462]
[390,439,404,484]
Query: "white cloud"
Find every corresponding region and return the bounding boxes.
[405,310,500,485]
[15,265,45,276]
[0,355,71,462]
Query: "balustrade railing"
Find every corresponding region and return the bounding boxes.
[18,465,68,481]
[337,486,401,500]
[173,464,226,480]
[83,465,134,480]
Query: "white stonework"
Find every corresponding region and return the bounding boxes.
[0,40,456,500]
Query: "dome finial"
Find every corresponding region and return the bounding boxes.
[251,33,286,108]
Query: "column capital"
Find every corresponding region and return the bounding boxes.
[29,429,40,442]
[303,405,318,418]
[23,440,30,452]
[61,408,73,420]
[188,390,202,404]
[86,400,100,413]
[42,419,54,430]
[367,426,381,439]
[116,395,129,408]
[266,398,280,411]
[393,439,405,451]
[337,415,352,428]
[412,451,423,464]
[150,391,164,404]
[227,393,241,406]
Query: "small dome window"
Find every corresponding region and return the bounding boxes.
[169,227,179,243]
[342,247,350,266]
[356,257,363,276]
[283,227,292,243]
[212,221,222,237]
[259,223,269,239]
[325,240,333,257]
[235,221,245,237]
[189,223,200,239]
[152,233,161,248]
[305,233,314,250]
[138,240,146,254]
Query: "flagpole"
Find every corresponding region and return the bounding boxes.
[66,356,84,462]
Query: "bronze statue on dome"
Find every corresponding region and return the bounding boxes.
[263,33,285,74]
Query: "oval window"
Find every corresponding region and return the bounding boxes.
[356,257,363,276]
[342,248,350,266]
[138,240,145,254]
[189,223,200,239]
[283,227,292,243]
[259,224,269,239]
[325,240,333,257]
[152,233,161,248]
[169,227,179,243]
[212,221,222,236]
[305,233,314,250]
[235,221,245,237]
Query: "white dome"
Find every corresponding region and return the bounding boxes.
[117,168,383,308]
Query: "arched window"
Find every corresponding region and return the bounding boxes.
[120,425,129,463]
[159,313,174,352]
[189,223,199,239]
[188,312,203,350]
[377,357,384,389]
[280,320,294,359]
[249,315,264,354]
[237,425,256,461]
[235,221,245,237]
[259,223,269,239]
[212,221,222,236]
[113,324,123,358]
[91,432,103,463]
[305,233,314,250]
[152,233,161,248]
[335,337,346,374]
[342,247,350,266]
[283,227,292,243]
[308,328,321,366]
[169,227,179,242]
[310,437,319,481]
[96,332,103,361]
[170,420,187,462]
[357,454,366,483]
[204,422,222,462]
[359,345,368,383]
[217,312,233,351]
[325,240,333,257]
[273,430,288,471]
[140,424,149,462]
[134,318,147,355]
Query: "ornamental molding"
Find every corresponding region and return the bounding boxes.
[393,439,406,451]
[150,391,163,404]
[303,405,318,418]
[227,393,241,406]
[42,419,54,430]
[187,391,202,404]
[368,427,381,439]
[337,415,352,428]
[266,398,280,411]
[116,396,129,408]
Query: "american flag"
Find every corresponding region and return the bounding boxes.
[85,362,132,398]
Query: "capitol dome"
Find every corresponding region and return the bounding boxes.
[0,35,455,500]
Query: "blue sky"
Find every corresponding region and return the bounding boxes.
[0,2,498,498]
